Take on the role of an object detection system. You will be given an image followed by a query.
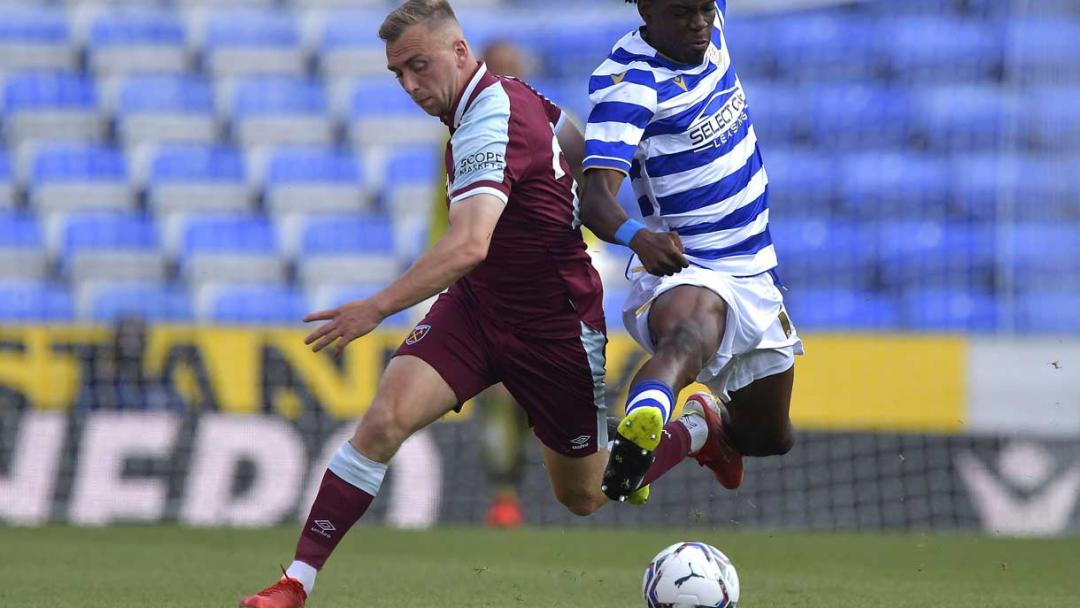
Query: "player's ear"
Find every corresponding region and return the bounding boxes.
[453,38,469,66]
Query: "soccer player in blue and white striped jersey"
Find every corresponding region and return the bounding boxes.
[578,0,805,502]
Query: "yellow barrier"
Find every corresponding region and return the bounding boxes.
[0,326,966,432]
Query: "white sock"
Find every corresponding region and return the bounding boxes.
[286,560,318,595]
[678,414,709,454]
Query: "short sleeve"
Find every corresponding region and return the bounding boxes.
[582,68,658,175]
[448,87,514,205]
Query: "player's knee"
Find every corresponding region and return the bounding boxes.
[771,427,795,456]
[554,487,603,517]
[354,400,410,461]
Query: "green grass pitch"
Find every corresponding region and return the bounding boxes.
[1,526,1077,607]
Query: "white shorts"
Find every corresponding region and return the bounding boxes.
[622,260,804,402]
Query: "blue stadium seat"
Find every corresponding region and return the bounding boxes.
[3,72,104,144]
[319,9,396,79]
[30,144,133,212]
[384,146,440,186]
[901,289,999,332]
[1015,293,1080,333]
[875,221,996,292]
[181,215,285,285]
[772,14,882,83]
[0,150,14,210]
[264,148,368,216]
[297,214,400,285]
[60,213,165,283]
[1026,88,1080,152]
[208,284,307,325]
[913,86,1020,152]
[0,281,73,321]
[202,8,305,77]
[0,213,47,280]
[116,75,217,146]
[769,219,874,290]
[951,154,1076,221]
[837,152,950,219]
[761,148,835,218]
[743,82,804,146]
[784,289,901,331]
[603,288,629,335]
[349,80,444,147]
[807,85,912,149]
[723,16,779,78]
[0,7,75,72]
[536,21,639,79]
[1010,20,1080,83]
[183,215,277,254]
[87,283,193,322]
[1008,223,1080,293]
[882,18,1003,83]
[147,145,252,214]
[231,77,334,148]
[88,8,188,76]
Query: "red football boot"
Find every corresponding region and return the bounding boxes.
[239,568,307,608]
[683,392,744,490]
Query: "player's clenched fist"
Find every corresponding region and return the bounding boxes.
[303,299,384,357]
[631,230,690,277]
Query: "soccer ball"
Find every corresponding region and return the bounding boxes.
[642,541,740,608]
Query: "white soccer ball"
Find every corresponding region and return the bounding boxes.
[641,541,740,608]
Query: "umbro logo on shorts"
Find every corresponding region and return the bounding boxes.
[406,324,431,345]
[570,435,591,449]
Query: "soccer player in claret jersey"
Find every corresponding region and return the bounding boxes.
[578,0,805,502]
[238,2,726,606]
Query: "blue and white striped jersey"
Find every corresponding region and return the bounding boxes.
[583,0,776,277]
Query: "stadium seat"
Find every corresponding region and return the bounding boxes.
[761,147,835,218]
[0,281,73,322]
[29,144,133,213]
[768,219,874,290]
[145,145,252,215]
[82,282,192,322]
[180,215,285,285]
[318,9,394,79]
[263,147,371,217]
[743,82,807,147]
[200,8,305,78]
[296,214,400,286]
[1007,223,1080,293]
[874,221,996,292]
[837,152,950,220]
[309,282,412,327]
[535,20,638,79]
[901,289,999,332]
[204,283,307,325]
[347,80,444,147]
[86,7,188,76]
[1009,20,1080,84]
[115,74,218,146]
[1025,88,1080,152]
[2,72,104,145]
[0,7,76,73]
[772,14,883,83]
[807,84,912,150]
[59,213,165,283]
[230,77,335,149]
[722,16,779,79]
[1015,292,1080,333]
[950,154,1076,222]
[784,288,901,331]
[603,287,629,335]
[912,86,1020,152]
[0,213,47,280]
[882,18,1003,84]
[0,151,13,210]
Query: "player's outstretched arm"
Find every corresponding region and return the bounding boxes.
[303,193,505,356]
[579,168,688,277]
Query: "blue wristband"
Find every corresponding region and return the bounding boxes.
[614,219,646,246]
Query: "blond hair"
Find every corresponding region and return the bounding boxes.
[378,0,459,43]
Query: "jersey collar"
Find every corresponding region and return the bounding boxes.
[444,61,489,129]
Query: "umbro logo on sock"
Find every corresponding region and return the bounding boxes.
[311,520,336,538]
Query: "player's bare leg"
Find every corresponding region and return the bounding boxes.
[723,365,796,457]
[603,285,739,500]
[239,355,459,608]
